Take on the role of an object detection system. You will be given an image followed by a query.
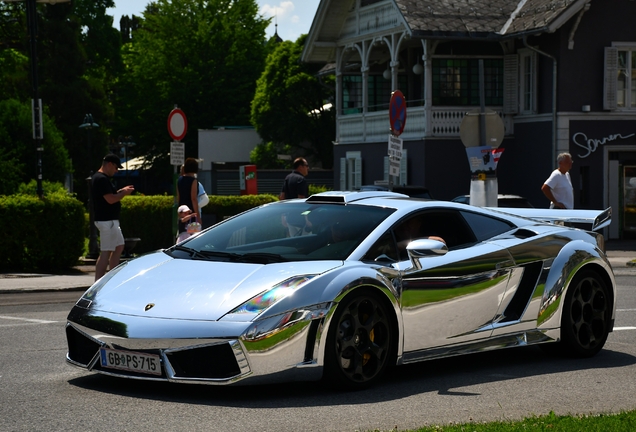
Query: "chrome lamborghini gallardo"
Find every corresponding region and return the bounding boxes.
[66,191,615,390]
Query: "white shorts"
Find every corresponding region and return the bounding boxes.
[95,220,125,251]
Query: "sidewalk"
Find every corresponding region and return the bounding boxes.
[0,243,634,294]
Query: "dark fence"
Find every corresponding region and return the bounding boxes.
[209,169,334,196]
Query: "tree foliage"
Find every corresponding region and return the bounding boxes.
[0,0,122,200]
[251,35,335,168]
[250,141,292,169]
[116,0,269,180]
[0,99,71,196]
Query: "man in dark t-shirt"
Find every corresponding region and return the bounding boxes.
[91,154,134,281]
[279,157,309,200]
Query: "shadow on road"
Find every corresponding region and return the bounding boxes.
[67,345,636,407]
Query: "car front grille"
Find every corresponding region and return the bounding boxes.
[166,343,241,379]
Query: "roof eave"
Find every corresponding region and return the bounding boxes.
[411,30,504,41]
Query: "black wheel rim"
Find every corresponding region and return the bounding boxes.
[334,295,390,383]
[567,275,608,350]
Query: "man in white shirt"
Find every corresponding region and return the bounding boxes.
[541,152,574,209]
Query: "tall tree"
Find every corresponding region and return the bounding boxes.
[116,0,269,179]
[251,35,335,168]
[0,99,71,195]
[0,1,122,199]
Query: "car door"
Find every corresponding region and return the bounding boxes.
[391,209,517,357]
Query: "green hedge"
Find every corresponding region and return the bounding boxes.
[119,194,279,254]
[0,194,85,272]
[0,193,280,271]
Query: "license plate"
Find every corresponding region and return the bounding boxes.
[99,348,162,376]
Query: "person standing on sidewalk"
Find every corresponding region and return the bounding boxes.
[176,158,200,239]
[279,157,309,200]
[541,152,574,209]
[92,154,135,281]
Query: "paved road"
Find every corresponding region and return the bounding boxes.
[1,269,635,431]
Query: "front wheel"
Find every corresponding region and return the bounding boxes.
[323,290,396,390]
[559,270,612,357]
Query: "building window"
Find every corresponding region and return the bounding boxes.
[519,50,537,114]
[340,151,362,190]
[605,44,636,110]
[432,58,503,106]
[343,75,408,114]
[343,75,363,114]
[617,49,636,108]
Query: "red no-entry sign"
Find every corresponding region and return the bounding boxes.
[167,108,188,141]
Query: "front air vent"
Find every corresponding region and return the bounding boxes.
[66,325,101,366]
[166,343,241,379]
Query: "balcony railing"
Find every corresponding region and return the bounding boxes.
[337,106,508,144]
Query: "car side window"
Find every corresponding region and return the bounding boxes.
[363,232,399,263]
[460,211,516,241]
[390,210,477,259]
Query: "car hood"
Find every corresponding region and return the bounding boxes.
[87,252,343,321]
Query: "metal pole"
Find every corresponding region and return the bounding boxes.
[478,60,487,147]
[26,0,43,198]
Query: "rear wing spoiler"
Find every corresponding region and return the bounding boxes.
[490,207,612,232]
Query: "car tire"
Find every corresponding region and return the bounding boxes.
[558,269,612,358]
[323,289,396,390]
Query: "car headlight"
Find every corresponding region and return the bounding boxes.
[229,275,316,315]
[76,261,128,308]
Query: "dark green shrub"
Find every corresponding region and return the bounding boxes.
[119,195,174,254]
[0,193,85,272]
[309,184,331,195]
[202,194,278,219]
[118,194,279,254]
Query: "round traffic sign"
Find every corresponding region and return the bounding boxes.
[167,108,188,141]
[389,90,407,136]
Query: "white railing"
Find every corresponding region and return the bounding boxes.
[337,106,508,143]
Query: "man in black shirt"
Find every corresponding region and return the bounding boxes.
[91,154,134,280]
[279,157,309,200]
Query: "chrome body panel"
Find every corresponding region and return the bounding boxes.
[66,192,617,386]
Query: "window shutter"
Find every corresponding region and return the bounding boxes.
[354,156,362,189]
[604,47,618,111]
[339,157,347,190]
[504,55,519,114]
[399,149,407,185]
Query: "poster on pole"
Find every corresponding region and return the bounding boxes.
[388,134,403,159]
[170,142,185,166]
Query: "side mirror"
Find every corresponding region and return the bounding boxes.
[406,238,447,269]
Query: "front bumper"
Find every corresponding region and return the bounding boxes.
[65,303,331,385]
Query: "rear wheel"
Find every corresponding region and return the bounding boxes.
[559,270,612,357]
[323,290,396,390]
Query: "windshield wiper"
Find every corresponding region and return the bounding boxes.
[198,250,287,264]
[196,250,243,261]
[169,245,210,260]
[170,247,287,264]
[236,253,287,264]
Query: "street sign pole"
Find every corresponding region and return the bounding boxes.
[388,90,407,191]
[168,107,188,238]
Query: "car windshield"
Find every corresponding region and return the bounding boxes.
[167,202,395,263]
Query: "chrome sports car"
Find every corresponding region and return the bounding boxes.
[66,191,615,390]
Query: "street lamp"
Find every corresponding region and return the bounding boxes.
[80,113,100,259]
[4,0,71,198]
